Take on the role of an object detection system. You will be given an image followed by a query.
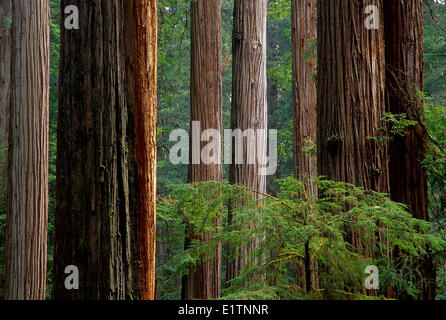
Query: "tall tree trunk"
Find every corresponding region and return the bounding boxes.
[4,0,49,300]
[291,0,319,291]
[54,0,157,300]
[317,0,389,258]
[0,0,11,142]
[384,0,435,300]
[317,0,389,193]
[182,0,222,300]
[292,0,317,191]
[124,0,158,301]
[227,0,268,282]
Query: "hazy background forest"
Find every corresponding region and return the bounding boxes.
[0,0,446,300]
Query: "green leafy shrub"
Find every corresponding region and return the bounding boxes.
[156,178,446,300]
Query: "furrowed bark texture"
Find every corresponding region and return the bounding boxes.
[228,0,268,282]
[0,0,11,141]
[124,0,158,300]
[384,0,435,300]
[292,0,317,192]
[317,0,389,259]
[54,0,157,300]
[292,0,319,291]
[183,0,222,300]
[317,0,389,194]
[5,0,49,300]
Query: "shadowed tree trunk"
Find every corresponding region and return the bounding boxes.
[384,0,436,300]
[4,0,49,300]
[291,0,319,292]
[227,0,268,283]
[317,0,389,258]
[54,0,157,300]
[182,0,222,300]
[0,0,11,142]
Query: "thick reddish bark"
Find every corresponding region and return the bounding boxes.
[292,0,317,192]
[182,0,222,300]
[5,0,49,300]
[384,0,435,300]
[227,0,268,282]
[291,0,319,291]
[317,0,389,264]
[125,0,158,301]
[54,0,157,300]
[317,0,389,194]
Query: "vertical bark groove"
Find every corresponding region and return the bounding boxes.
[0,0,11,142]
[54,0,157,300]
[227,0,268,282]
[317,0,389,262]
[291,0,319,291]
[183,0,222,300]
[125,0,158,300]
[5,0,49,300]
[317,0,389,194]
[384,0,435,299]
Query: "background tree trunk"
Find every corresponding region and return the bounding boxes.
[0,0,11,142]
[384,0,436,300]
[291,0,319,291]
[182,0,222,300]
[292,0,317,191]
[4,0,49,300]
[54,0,157,300]
[317,0,389,258]
[227,0,268,282]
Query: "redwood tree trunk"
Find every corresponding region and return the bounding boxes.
[291,0,319,291]
[292,0,317,191]
[317,0,389,193]
[384,0,435,300]
[4,0,49,300]
[227,0,268,282]
[124,0,158,301]
[0,0,11,142]
[54,0,157,300]
[317,0,389,258]
[183,0,222,300]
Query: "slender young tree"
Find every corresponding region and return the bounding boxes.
[317,1,389,256]
[182,0,223,300]
[291,0,319,292]
[54,0,157,300]
[384,0,436,299]
[4,0,49,300]
[227,0,268,282]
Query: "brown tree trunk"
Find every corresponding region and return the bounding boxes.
[124,0,158,301]
[317,0,389,260]
[384,0,435,300]
[227,0,268,282]
[4,0,49,300]
[292,0,319,291]
[182,0,222,300]
[54,0,157,300]
[317,0,389,194]
[292,0,317,192]
[0,0,11,142]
